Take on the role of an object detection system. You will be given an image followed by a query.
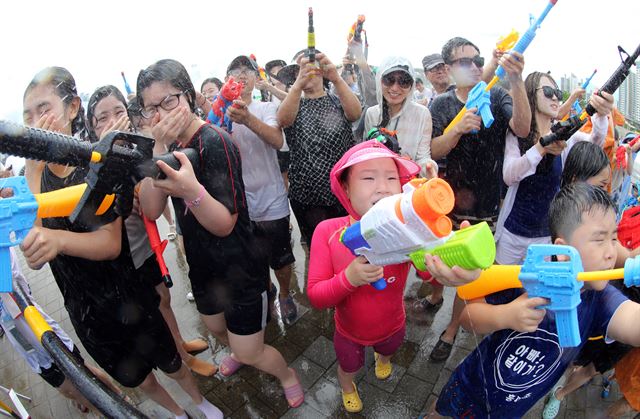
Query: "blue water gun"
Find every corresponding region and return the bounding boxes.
[120,71,133,96]
[562,69,597,121]
[458,244,640,347]
[444,0,558,134]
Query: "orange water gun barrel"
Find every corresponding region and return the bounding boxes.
[35,183,114,219]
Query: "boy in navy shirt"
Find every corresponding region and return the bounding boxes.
[432,183,640,417]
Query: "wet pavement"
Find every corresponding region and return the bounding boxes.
[0,216,638,418]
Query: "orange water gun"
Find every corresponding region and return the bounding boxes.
[347,15,366,43]
[250,54,268,81]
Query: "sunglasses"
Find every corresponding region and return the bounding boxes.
[381,73,413,89]
[538,86,563,101]
[450,56,485,68]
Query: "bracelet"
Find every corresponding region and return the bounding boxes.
[184,184,205,215]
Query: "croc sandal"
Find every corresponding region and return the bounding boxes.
[342,381,363,413]
[283,368,304,408]
[219,355,244,377]
[374,352,392,380]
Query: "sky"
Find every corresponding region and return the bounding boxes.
[2,0,638,122]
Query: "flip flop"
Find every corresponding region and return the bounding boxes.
[283,369,304,408]
[182,338,209,354]
[186,356,218,377]
[219,355,244,377]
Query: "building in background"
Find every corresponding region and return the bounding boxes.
[618,67,640,126]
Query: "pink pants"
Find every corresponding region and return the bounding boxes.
[333,326,405,373]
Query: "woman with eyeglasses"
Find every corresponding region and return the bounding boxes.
[22,69,224,419]
[137,59,304,409]
[494,71,614,265]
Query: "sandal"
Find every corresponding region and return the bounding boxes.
[374,352,392,380]
[167,224,177,241]
[283,368,304,408]
[341,381,363,413]
[182,338,209,354]
[185,356,218,377]
[414,295,444,312]
[219,355,244,377]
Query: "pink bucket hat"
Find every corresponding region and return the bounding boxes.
[330,140,420,219]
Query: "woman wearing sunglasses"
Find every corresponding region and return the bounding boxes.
[494,71,614,265]
[363,56,437,178]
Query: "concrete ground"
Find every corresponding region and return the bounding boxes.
[0,217,638,418]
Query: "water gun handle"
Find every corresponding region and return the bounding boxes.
[142,214,173,288]
[371,278,386,290]
[0,247,11,294]
[555,308,581,347]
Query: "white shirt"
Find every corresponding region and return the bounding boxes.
[231,101,289,222]
[364,101,436,177]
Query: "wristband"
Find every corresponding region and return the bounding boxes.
[184,184,205,215]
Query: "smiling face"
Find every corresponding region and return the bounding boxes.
[23,83,78,135]
[381,70,413,107]
[343,157,401,217]
[536,75,560,119]
[92,95,128,139]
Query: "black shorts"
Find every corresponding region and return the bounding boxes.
[39,346,83,388]
[574,337,633,374]
[253,217,295,270]
[73,306,182,388]
[277,150,290,174]
[137,254,164,288]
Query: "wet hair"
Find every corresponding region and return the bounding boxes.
[549,182,615,242]
[441,37,480,65]
[24,66,88,140]
[136,59,196,113]
[86,85,127,142]
[378,99,392,129]
[518,72,560,173]
[200,77,222,92]
[560,142,610,188]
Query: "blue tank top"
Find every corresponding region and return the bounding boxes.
[504,155,562,238]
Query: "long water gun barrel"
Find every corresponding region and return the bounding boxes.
[121,71,133,96]
[13,281,148,418]
[142,214,173,288]
[443,0,558,134]
[560,69,597,121]
[307,7,315,63]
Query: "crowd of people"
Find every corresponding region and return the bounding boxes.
[3,31,640,419]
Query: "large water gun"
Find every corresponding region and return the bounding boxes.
[365,127,401,154]
[340,178,496,290]
[444,0,558,134]
[615,134,640,170]
[206,76,243,133]
[250,54,268,81]
[142,213,172,288]
[120,71,133,96]
[542,42,640,147]
[0,120,199,292]
[347,15,366,43]
[307,7,316,64]
[560,69,597,122]
[456,244,640,347]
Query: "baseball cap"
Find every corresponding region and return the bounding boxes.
[226,55,259,75]
[422,53,445,71]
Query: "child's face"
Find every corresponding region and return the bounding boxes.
[344,158,402,217]
[586,166,611,191]
[559,207,617,290]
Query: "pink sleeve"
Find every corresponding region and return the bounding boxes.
[307,221,357,309]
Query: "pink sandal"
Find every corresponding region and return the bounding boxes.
[219,355,244,377]
[283,369,304,408]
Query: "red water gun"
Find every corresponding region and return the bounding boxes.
[616,135,640,170]
[207,76,244,132]
[250,54,268,81]
[142,214,173,288]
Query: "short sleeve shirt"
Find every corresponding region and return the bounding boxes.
[172,124,268,300]
[284,94,355,206]
[430,87,513,218]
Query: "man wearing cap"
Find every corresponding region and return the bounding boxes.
[256,59,288,104]
[426,37,530,363]
[225,55,298,324]
[422,53,453,107]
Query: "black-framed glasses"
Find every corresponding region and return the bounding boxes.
[538,86,563,101]
[141,91,185,119]
[381,73,413,89]
[450,56,485,68]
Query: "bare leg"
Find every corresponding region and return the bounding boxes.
[337,366,358,393]
[201,313,230,347]
[85,363,122,395]
[275,264,292,298]
[57,378,99,414]
[164,364,203,404]
[137,372,184,416]
[606,396,636,417]
[427,284,444,304]
[555,363,598,401]
[156,285,216,376]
